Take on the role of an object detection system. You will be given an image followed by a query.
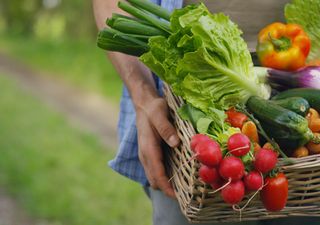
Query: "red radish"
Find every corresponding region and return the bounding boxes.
[195,140,222,167]
[227,133,251,156]
[199,165,219,184]
[254,148,278,173]
[221,180,245,205]
[190,134,211,152]
[219,156,245,181]
[244,171,263,191]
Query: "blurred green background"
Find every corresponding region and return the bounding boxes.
[0,0,151,225]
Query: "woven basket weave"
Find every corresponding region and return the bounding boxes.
[163,83,320,223]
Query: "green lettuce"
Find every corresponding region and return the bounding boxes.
[140,3,270,114]
[178,103,240,146]
[285,0,320,61]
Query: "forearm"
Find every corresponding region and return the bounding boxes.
[108,53,159,109]
[92,0,179,197]
[92,0,159,109]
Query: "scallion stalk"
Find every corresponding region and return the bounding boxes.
[107,17,168,37]
[97,28,149,56]
[118,1,171,34]
[127,0,171,21]
[111,13,152,26]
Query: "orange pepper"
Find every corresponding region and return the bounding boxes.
[306,108,320,132]
[257,22,311,71]
[307,133,320,154]
[292,146,309,158]
[309,119,320,133]
[306,108,319,122]
[241,121,259,143]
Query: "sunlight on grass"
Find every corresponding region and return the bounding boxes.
[0,33,122,103]
[0,73,151,225]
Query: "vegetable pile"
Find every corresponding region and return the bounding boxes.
[98,0,271,113]
[190,116,287,210]
[98,0,320,215]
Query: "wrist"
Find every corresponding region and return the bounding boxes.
[107,52,161,112]
[131,80,160,113]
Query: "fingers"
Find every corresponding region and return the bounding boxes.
[147,98,180,148]
[141,150,175,198]
[148,156,176,198]
[137,115,176,198]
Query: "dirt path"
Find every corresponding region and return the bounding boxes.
[0,53,120,224]
[0,52,119,150]
[0,189,42,225]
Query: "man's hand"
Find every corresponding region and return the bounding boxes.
[92,0,179,198]
[136,97,180,198]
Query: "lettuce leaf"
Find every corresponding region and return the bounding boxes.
[140,3,270,114]
[178,103,240,146]
[285,0,320,61]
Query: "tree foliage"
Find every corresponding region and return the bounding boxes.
[0,0,97,40]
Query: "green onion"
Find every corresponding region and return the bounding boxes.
[127,0,171,21]
[107,17,168,37]
[97,28,149,56]
[97,1,173,55]
[118,1,171,34]
[111,13,152,26]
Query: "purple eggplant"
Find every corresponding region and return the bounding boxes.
[267,66,320,90]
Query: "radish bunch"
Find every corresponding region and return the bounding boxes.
[190,132,279,206]
[191,134,222,167]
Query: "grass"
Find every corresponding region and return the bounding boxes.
[0,72,151,225]
[0,33,122,103]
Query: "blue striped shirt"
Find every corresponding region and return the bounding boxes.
[109,0,183,185]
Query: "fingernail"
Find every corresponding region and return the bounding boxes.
[168,135,180,147]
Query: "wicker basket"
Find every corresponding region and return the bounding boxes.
[163,83,320,223]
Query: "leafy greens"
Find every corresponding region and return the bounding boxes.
[285,0,320,61]
[140,3,271,114]
[178,103,239,146]
[98,2,271,142]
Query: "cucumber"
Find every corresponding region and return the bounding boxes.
[272,88,320,112]
[246,96,313,153]
[271,97,310,117]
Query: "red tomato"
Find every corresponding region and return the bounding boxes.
[260,173,288,211]
[225,108,248,129]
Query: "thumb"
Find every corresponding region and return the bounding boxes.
[150,110,180,148]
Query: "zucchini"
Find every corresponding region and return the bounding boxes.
[271,97,310,117]
[246,96,313,153]
[272,88,320,112]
